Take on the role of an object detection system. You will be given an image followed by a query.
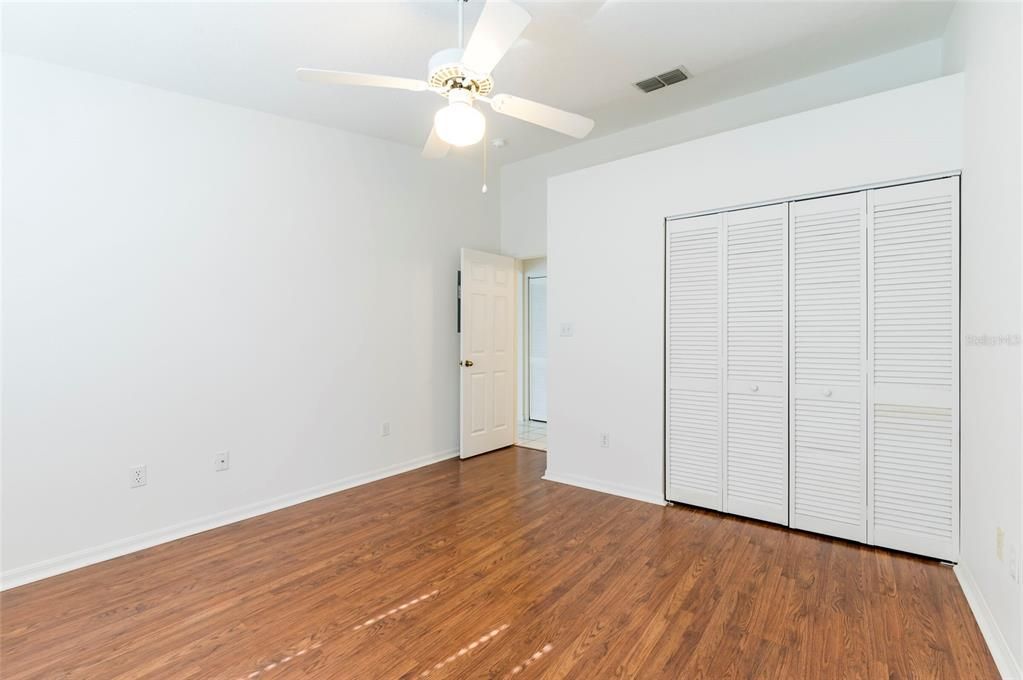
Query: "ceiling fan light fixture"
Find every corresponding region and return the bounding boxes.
[434,99,486,147]
[297,0,595,161]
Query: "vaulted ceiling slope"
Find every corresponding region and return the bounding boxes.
[2,1,954,165]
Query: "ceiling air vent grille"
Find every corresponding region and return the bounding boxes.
[635,68,689,93]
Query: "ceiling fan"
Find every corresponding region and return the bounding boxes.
[296,0,595,159]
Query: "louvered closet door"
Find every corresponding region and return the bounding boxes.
[723,204,788,524]
[789,192,867,543]
[666,213,723,510]
[868,178,959,560]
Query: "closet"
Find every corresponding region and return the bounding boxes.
[665,176,960,561]
[665,204,788,523]
[789,192,867,543]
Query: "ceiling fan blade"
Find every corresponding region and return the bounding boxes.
[489,94,594,139]
[461,0,531,75]
[296,69,429,92]
[422,126,451,159]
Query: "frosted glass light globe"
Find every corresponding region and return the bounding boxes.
[435,101,486,147]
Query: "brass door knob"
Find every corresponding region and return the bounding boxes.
[461,360,474,367]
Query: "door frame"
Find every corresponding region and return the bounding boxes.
[525,273,548,424]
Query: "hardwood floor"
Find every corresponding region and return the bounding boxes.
[0,447,997,679]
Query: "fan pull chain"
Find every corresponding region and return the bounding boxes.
[482,129,488,194]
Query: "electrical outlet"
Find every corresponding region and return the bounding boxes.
[381,422,391,437]
[997,527,1005,561]
[560,322,575,338]
[600,433,610,448]
[215,451,230,472]
[1008,544,1019,583]
[130,465,147,488]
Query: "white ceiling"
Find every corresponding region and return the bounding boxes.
[2,1,955,165]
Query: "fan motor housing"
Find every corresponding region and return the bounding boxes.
[428,48,493,96]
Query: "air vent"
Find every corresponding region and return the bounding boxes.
[635,77,665,93]
[635,67,689,93]
[657,69,688,85]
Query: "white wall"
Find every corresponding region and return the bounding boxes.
[1,56,500,587]
[941,3,1022,676]
[546,75,963,502]
[500,40,945,259]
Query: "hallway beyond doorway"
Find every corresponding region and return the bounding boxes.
[516,420,547,451]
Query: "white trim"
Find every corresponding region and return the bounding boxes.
[0,448,459,591]
[542,470,666,506]
[955,562,1023,679]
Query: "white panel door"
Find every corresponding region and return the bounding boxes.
[527,276,548,422]
[867,178,960,560]
[789,192,868,543]
[723,203,788,524]
[666,213,723,510]
[460,248,516,459]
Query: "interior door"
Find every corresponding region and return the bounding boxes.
[527,276,548,422]
[789,191,868,543]
[666,212,724,510]
[460,248,516,458]
[723,203,789,525]
[867,178,960,560]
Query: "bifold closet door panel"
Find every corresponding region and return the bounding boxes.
[867,178,960,561]
[666,213,723,510]
[789,192,867,543]
[723,204,788,524]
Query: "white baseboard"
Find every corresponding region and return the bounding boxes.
[955,563,1023,679]
[0,448,459,591]
[542,470,666,506]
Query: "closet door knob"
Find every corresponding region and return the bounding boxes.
[824,389,833,397]
[750,384,759,392]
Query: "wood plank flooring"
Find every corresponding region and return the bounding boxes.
[0,447,998,679]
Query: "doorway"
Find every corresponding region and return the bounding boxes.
[517,258,547,451]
